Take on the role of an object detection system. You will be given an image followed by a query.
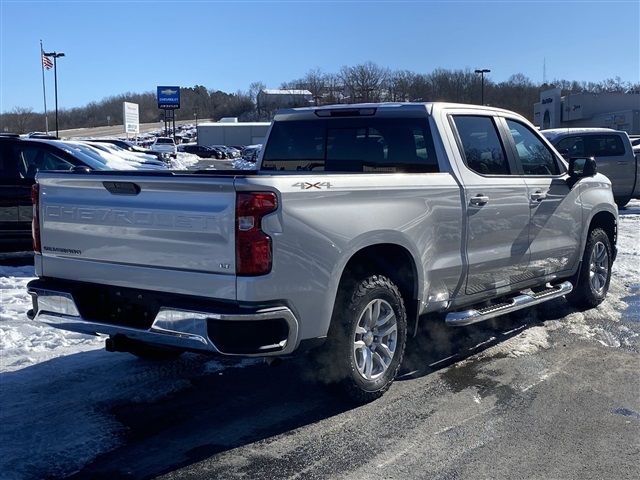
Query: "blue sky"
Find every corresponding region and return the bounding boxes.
[1,0,638,113]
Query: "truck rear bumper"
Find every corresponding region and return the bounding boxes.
[27,281,299,357]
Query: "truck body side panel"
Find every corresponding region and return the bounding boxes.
[236,173,463,341]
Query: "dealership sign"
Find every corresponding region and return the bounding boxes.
[157,86,180,109]
[123,102,139,134]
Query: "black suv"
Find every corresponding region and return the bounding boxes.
[0,135,101,251]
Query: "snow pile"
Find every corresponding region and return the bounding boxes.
[171,152,200,170]
[233,158,258,170]
[0,265,103,372]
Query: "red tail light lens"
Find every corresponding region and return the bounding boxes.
[236,192,278,276]
[31,184,41,253]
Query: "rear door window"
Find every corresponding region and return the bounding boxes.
[452,115,510,175]
[262,118,438,173]
[585,135,625,157]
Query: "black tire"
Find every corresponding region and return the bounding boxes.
[320,275,407,403]
[127,342,183,361]
[566,228,612,309]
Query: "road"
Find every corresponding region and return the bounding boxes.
[57,119,209,140]
[66,206,639,480]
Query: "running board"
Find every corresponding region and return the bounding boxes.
[445,281,573,327]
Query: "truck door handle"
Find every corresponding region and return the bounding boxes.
[530,190,547,202]
[469,194,490,206]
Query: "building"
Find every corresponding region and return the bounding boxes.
[534,88,640,134]
[197,119,271,146]
[257,89,313,117]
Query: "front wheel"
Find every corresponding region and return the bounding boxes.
[322,275,407,403]
[566,228,613,309]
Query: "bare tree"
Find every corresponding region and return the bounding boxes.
[339,62,390,103]
[10,107,36,133]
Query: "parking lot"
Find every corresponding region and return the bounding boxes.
[1,201,638,480]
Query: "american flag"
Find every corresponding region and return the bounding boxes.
[42,54,53,70]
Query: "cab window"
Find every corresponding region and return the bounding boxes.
[452,115,510,175]
[506,119,560,175]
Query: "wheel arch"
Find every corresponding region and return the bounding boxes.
[333,243,421,337]
[587,210,617,260]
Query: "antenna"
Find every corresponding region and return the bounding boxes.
[543,58,547,84]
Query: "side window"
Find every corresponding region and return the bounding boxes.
[16,146,72,180]
[555,136,585,157]
[585,135,625,157]
[452,115,510,175]
[505,119,560,175]
[42,151,73,171]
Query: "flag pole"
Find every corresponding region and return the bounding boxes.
[40,40,49,134]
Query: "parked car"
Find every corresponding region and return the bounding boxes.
[542,127,639,207]
[150,137,178,158]
[177,143,218,158]
[28,103,618,402]
[84,142,166,168]
[0,135,114,251]
[88,138,165,161]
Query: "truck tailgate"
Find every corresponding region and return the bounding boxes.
[37,173,237,299]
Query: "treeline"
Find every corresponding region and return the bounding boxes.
[2,63,638,134]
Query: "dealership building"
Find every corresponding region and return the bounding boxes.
[533,88,640,134]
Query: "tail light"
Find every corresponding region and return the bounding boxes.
[31,183,41,253]
[236,192,278,276]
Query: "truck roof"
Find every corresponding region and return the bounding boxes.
[541,127,624,140]
[274,102,526,121]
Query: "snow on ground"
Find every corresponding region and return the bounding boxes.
[233,158,258,170]
[170,152,200,170]
[0,200,638,479]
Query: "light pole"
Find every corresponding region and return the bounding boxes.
[474,68,490,106]
[43,51,65,137]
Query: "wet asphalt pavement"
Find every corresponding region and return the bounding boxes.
[70,290,640,480]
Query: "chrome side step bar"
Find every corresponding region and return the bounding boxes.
[445,281,573,327]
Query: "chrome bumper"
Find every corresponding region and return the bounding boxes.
[28,287,299,356]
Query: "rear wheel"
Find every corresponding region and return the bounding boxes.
[566,228,612,309]
[321,275,407,403]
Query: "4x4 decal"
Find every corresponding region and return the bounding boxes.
[292,182,332,190]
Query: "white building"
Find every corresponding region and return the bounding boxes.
[197,120,271,147]
[257,89,313,116]
[534,88,640,134]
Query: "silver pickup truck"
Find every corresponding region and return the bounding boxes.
[27,103,618,402]
[542,127,640,207]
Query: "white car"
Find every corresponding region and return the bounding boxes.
[150,137,178,158]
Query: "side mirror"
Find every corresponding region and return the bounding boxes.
[568,157,597,178]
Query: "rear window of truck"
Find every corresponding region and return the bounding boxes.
[261,118,439,173]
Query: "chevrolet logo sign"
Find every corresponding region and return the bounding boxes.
[160,88,177,96]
